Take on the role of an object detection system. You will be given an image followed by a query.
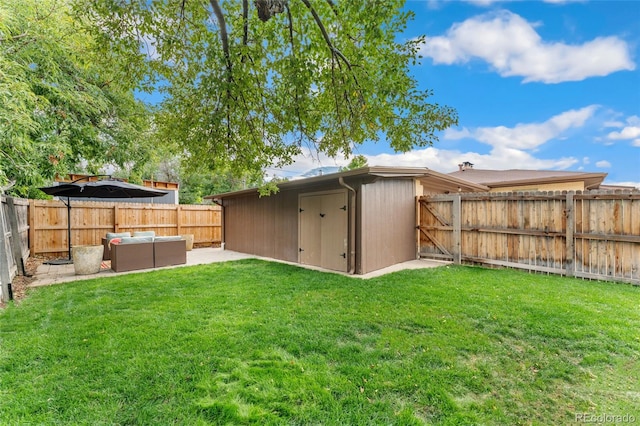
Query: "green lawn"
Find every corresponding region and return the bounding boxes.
[1,260,638,425]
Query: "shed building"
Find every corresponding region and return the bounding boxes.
[205,167,487,275]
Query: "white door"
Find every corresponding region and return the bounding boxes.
[299,191,348,272]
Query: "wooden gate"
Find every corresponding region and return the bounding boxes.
[417,196,458,262]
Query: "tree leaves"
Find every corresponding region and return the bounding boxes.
[0,0,152,197]
[76,0,457,181]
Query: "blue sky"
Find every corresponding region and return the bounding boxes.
[275,0,640,188]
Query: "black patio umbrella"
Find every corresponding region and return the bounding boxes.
[39,177,168,264]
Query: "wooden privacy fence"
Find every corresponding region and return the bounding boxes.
[418,191,640,285]
[1,196,30,302]
[30,200,221,256]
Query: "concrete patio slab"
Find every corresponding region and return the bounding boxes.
[30,247,450,287]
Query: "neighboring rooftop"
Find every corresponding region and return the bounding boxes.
[448,162,607,190]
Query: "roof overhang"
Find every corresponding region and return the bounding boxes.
[485,172,607,190]
[204,166,489,200]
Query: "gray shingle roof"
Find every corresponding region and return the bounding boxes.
[448,168,607,189]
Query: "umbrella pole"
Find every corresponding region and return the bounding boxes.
[44,197,73,265]
[66,196,72,261]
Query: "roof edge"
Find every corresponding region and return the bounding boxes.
[204,166,489,199]
[483,172,607,188]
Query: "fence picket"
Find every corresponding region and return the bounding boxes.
[419,191,640,284]
[30,200,221,255]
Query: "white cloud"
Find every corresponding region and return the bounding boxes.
[604,120,625,128]
[628,116,640,126]
[606,116,640,143]
[443,127,473,140]
[419,10,635,83]
[608,127,640,140]
[455,0,585,7]
[273,107,640,184]
[465,0,503,5]
[273,142,579,179]
[364,146,577,173]
[543,0,586,3]
[273,107,601,178]
[445,105,597,150]
[270,147,348,178]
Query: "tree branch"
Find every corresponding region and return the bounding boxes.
[324,0,338,16]
[208,0,232,77]
[242,0,249,47]
[330,59,348,146]
[209,0,234,141]
[0,32,30,43]
[299,0,363,103]
[286,4,306,141]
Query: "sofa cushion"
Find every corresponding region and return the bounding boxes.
[106,232,131,241]
[120,236,154,244]
[154,236,182,242]
[133,231,156,238]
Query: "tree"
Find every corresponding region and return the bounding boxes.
[76,0,457,188]
[137,148,264,204]
[341,154,368,171]
[0,0,153,198]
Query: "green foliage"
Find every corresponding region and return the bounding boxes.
[0,0,153,198]
[134,147,265,203]
[179,168,264,204]
[1,262,638,424]
[76,0,458,182]
[341,154,369,171]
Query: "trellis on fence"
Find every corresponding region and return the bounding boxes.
[418,190,640,284]
[29,200,222,256]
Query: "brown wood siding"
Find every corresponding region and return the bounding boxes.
[223,189,299,262]
[359,179,416,274]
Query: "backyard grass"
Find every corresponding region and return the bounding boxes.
[1,260,639,425]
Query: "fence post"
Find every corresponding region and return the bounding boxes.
[176,205,182,235]
[0,201,12,302]
[415,196,421,258]
[6,197,26,276]
[565,192,575,277]
[114,205,120,233]
[29,199,36,255]
[452,195,461,265]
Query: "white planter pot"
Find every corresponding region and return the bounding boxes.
[73,245,104,275]
[181,234,194,251]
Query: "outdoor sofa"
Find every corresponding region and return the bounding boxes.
[109,232,187,272]
[102,232,132,260]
